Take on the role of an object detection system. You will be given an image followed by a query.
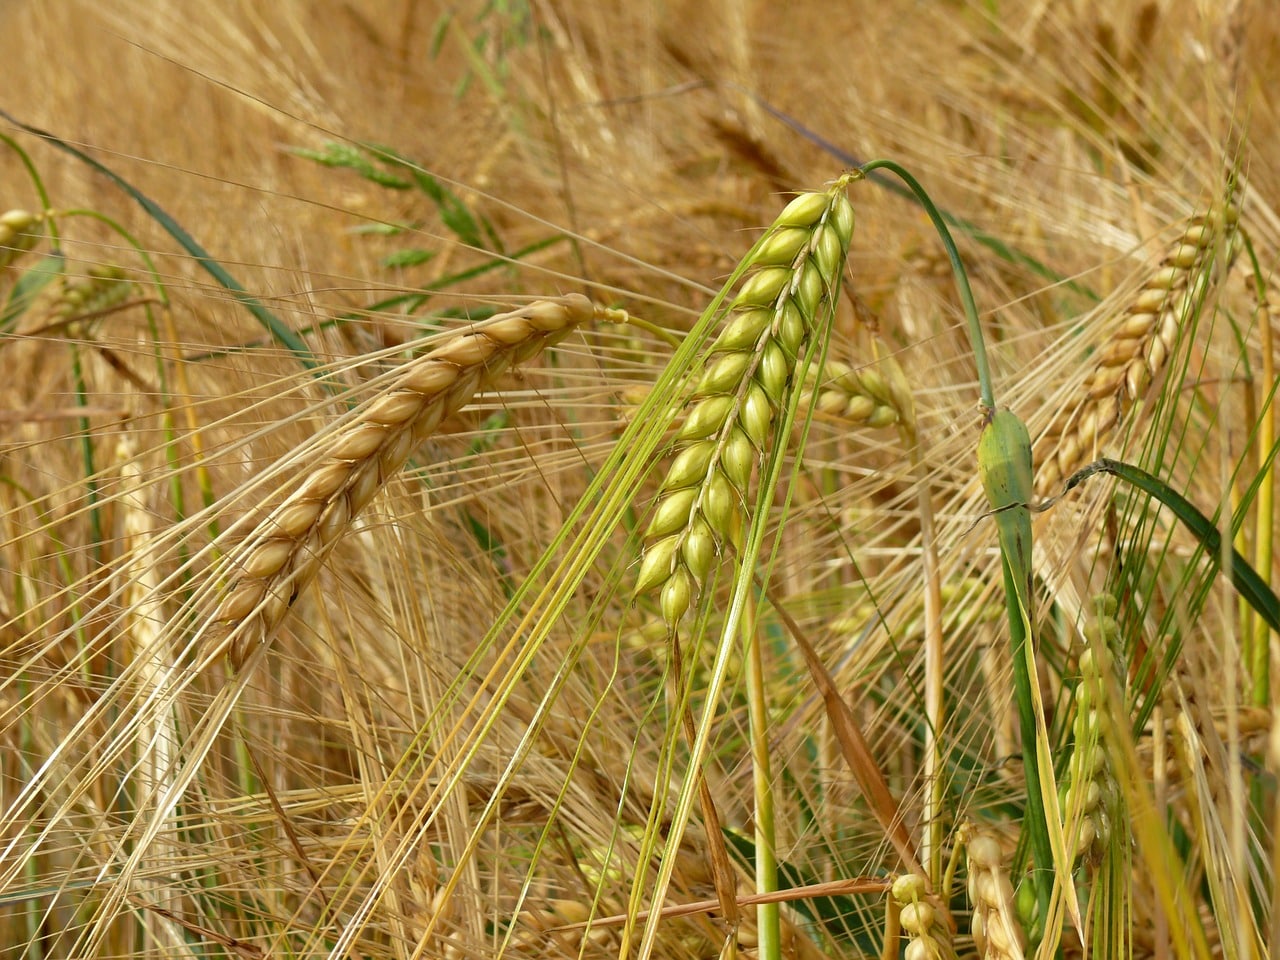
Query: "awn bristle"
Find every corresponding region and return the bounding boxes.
[635,179,855,626]
[1034,195,1240,497]
[211,294,598,668]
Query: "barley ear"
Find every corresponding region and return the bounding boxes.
[964,826,1027,960]
[1035,195,1240,497]
[636,179,856,626]
[892,873,958,960]
[210,294,598,668]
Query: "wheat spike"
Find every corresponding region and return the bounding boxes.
[636,178,856,625]
[1035,195,1240,497]
[211,294,599,667]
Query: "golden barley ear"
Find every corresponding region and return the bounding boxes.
[1034,193,1240,498]
[208,294,599,668]
[636,181,855,626]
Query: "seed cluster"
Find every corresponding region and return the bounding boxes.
[1063,595,1121,866]
[636,181,855,625]
[213,295,598,667]
[1035,196,1240,497]
[893,873,957,960]
[806,357,902,428]
[52,264,132,322]
[964,827,1026,960]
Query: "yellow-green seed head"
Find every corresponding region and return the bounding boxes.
[735,266,791,308]
[661,568,693,623]
[635,536,679,593]
[698,351,752,395]
[717,308,773,352]
[720,429,755,490]
[664,441,716,490]
[775,191,830,228]
[754,226,811,266]
[677,394,736,441]
[646,487,698,539]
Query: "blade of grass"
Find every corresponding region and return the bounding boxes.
[1053,458,1280,634]
[0,108,321,373]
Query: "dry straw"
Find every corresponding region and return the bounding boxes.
[1035,195,1240,497]
[635,180,855,625]
[211,294,600,667]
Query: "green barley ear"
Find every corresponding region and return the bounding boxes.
[1063,595,1121,870]
[52,264,132,323]
[636,178,855,625]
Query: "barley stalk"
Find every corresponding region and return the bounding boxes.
[635,179,856,625]
[1035,196,1240,497]
[211,294,599,667]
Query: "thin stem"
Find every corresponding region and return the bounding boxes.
[744,601,780,960]
[859,159,995,411]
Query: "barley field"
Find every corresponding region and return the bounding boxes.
[1,2,1277,958]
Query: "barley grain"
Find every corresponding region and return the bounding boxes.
[636,178,856,625]
[1035,196,1240,497]
[211,294,598,667]
[0,209,40,268]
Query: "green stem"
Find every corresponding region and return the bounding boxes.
[744,602,780,960]
[859,159,995,411]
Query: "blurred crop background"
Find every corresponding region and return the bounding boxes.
[1,1,1277,958]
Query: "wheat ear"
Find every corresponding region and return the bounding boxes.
[636,179,855,625]
[1035,196,1240,497]
[212,294,598,667]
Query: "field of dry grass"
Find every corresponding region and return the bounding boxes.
[1,1,1278,958]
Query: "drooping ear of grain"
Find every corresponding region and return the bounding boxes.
[636,180,855,626]
[210,294,598,668]
[1035,194,1240,497]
